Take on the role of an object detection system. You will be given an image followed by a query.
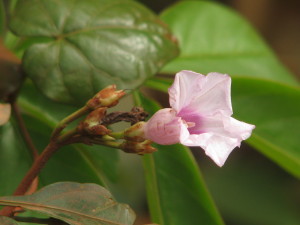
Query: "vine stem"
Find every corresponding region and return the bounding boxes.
[51,105,90,140]
[0,142,60,217]
[10,101,40,215]
[14,142,60,196]
[0,105,91,217]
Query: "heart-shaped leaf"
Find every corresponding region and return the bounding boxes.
[160,1,298,85]
[0,216,20,225]
[0,182,136,225]
[10,0,178,105]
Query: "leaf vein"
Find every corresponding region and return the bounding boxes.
[0,200,126,225]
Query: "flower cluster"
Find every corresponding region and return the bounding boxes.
[144,71,255,166]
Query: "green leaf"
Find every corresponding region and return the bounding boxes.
[0,216,20,225]
[0,182,136,225]
[160,1,298,85]
[201,154,300,225]
[135,92,224,225]
[144,76,300,178]
[10,0,178,105]
[231,77,300,178]
[0,121,32,196]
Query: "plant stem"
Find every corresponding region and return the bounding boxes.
[91,140,121,149]
[11,101,39,160]
[0,142,60,217]
[56,128,78,144]
[11,101,40,202]
[14,142,59,196]
[51,105,90,140]
[109,131,124,139]
[132,91,142,106]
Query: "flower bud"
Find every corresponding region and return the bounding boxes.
[121,140,156,155]
[144,108,185,145]
[78,107,110,136]
[87,85,125,109]
[124,121,146,142]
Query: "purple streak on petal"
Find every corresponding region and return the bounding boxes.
[177,107,204,134]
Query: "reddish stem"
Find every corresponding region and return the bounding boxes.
[0,142,60,217]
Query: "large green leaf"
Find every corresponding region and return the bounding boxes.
[232,77,300,177]
[9,0,178,105]
[0,182,136,225]
[145,76,300,177]
[135,92,224,225]
[160,1,298,85]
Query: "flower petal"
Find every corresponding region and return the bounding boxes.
[182,133,240,166]
[181,113,255,166]
[185,72,233,116]
[0,103,11,125]
[144,108,189,145]
[168,70,205,112]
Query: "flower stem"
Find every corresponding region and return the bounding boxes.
[51,105,90,140]
[91,140,121,149]
[0,142,60,217]
[56,128,78,144]
[132,91,142,107]
[0,103,94,217]
[109,131,124,139]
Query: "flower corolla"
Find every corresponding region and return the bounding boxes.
[144,70,255,166]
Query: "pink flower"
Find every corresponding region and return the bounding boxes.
[144,70,255,166]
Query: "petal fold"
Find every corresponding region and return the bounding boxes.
[169,70,205,112]
[186,72,233,116]
[181,113,255,166]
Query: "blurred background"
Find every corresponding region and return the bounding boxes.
[140,0,300,80]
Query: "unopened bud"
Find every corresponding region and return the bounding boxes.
[124,122,146,142]
[121,140,156,155]
[87,85,125,109]
[78,107,110,136]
